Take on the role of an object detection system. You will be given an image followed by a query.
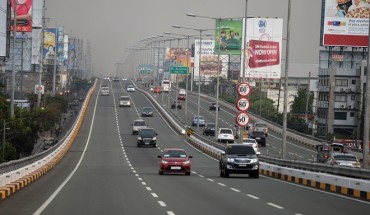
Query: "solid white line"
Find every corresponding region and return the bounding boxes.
[247,194,260,200]
[267,203,284,209]
[217,183,226,187]
[167,211,175,215]
[158,201,167,207]
[230,188,241,192]
[33,84,100,215]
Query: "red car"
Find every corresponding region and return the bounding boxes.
[177,94,186,100]
[153,86,162,94]
[158,148,192,175]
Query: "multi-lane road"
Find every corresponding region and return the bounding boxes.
[0,79,368,214]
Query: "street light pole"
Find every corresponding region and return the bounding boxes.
[362,16,370,168]
[10,0,17,118]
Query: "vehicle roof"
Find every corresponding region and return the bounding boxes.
[133,119,145,122]
[219,127,232,130]
[163,148,186,152]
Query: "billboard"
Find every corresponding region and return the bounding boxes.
[165,48,191,67]
[57,28,64,66]
[241,18,283,79]
[322,0,369,47]
[63,34,68,60]
[31,28,41,64]
[0,0,7,57]
[32,0,43,28]
[10,0,33,32]
[194,39,228,81]
[43,28,58,65]
[214,19,243,55]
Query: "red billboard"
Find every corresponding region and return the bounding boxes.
[248,40,280,69]
[10,0,33,32]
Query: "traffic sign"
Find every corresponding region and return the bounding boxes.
[236,82,251,97]
[236,112,250,127]
[236,97,250,111]
[170,66,189,74]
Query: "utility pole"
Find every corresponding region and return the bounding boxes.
[10,0,17,118]
[37,0,46,108]
[362,19,370,168]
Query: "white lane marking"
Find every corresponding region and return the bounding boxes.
[158,201,167,207]
[133,170,137,173]
[247,194,260,200]
[141,182,147,186]
[230,188,241,192]
[151,193,159,198]
[167,211,175,215]
[191,171,197,174]
[217,183,226,187]
[199,175,204,178]
[135,174,139,177]
[138,178,142,181]
[34,83,101,215]
[207,178,214,182]
[267,203,284,209]
[146,187,152,191]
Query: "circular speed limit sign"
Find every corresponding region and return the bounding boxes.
[236,82,251,97]
[236,97,250,111]
[236,112,250,127]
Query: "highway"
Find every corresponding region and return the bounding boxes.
[0,79,368,214]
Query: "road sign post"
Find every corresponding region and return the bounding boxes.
[235,82,251,143]
[236,112,250,127]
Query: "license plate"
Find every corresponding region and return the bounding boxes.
[256,137,260,139]
[239,164,246,167]
[145,142,149,145]
[171,166,181,170]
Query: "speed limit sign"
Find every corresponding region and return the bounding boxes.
[236,112,250,127]
[236,97,250,111]
[236,82,251,97]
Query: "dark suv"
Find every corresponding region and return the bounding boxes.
[248,131,266,147]
[219,144,260,178]
[137,128,157,147]
[203,123,216,136]
[209,102,220,111]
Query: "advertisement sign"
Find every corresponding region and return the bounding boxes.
[31,28,42,64]
[43,28,58,65]
[10,0,33,32]
[57,28,64,66]
[215,19,243,55]
[32,0,43,28]
[322,0,369,47]
[63,34,69,60]
[194,39,229,81]
[241,18,283,79]
[0,0,7,57]
[165,48,191,67]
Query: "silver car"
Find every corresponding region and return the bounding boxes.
[132,119,147,135]
[119,96,131,107]
[326,153,360,168]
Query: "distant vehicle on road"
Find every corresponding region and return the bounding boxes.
[171,100,182,109]
[217,128,234,143]
[137,128,157,147]
[141,107,154,117]
[248,131,266,147]
[177,89,186,100]
[192,116,205,127]
[209,102,220,111]
[132,119,147,135]
[203,123,216,136]
[101,87,109,96]
[112,77,120,81]
[253,122,268,136]
[119,96,131,107]
[153,86,162,94]
[126,85,135,92]
[242,138,258,152]
[326,153,360,168]
[161,80,171,93]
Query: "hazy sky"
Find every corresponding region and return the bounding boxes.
[46,0,322,77]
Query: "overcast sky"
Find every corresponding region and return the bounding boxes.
[46,0,322,77]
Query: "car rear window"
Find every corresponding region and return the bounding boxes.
[220,129,232,134]
[139,129,155,136]
[143,107,152,111]
[334,155,357,161]
[120,97,129,100]
[255,123,267,127]
[134,121,145,126]
[226,145,255,155]
[163,150,187,158]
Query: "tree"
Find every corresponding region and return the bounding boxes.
[290,88,314,114]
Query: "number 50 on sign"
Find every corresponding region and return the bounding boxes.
[236,112,250,127]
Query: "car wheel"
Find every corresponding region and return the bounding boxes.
[251,171,259,178]
[153,144,156,148]
[262,142,266,147]
[132,131,135,135]
[220,169,224,177]
[159,170,163,175]
[137,143,140,147]
[224,168,229,178]
[185,172,190,176]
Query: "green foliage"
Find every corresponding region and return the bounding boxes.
[290,88,314,114]
[0,143,17,163]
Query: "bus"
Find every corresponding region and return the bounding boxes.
[161,80,171,93]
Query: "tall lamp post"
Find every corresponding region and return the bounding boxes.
[172,25,213,132]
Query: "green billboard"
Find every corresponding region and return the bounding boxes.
[214,19,243,55]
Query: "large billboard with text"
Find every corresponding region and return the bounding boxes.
[241,18,283,79]
[0,0,8,57]
[322,0,369,47]
[10,0,32,32]
[32,0,43,28]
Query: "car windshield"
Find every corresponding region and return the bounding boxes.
[134,121,145,126]
[225,145,255,155]
[207,124,215,128]
[102,87,109,90]
[128,85,134,88]
[139,129,155,136]
[120,97,129,100]
[220,129,232,134]
[143,107,152,112]
[252,131,264,136]
[195,116,204,120]
[334,155,357,161]
[163,150,187,158]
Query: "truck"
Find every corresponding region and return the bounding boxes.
[161,80,171,93]
[178,88,186,100]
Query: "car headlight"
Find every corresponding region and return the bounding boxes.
[161,160,168,164]
[227,158,234,162]
[183,160,190,165]
[152,137,156,141]
[250,158,258,163]
[138,137,142,140]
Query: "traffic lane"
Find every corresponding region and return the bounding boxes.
[40,83,168,215]
[129,86,370,214]
[0,84,101,214]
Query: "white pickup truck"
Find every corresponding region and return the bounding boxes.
[253,122,268,136]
